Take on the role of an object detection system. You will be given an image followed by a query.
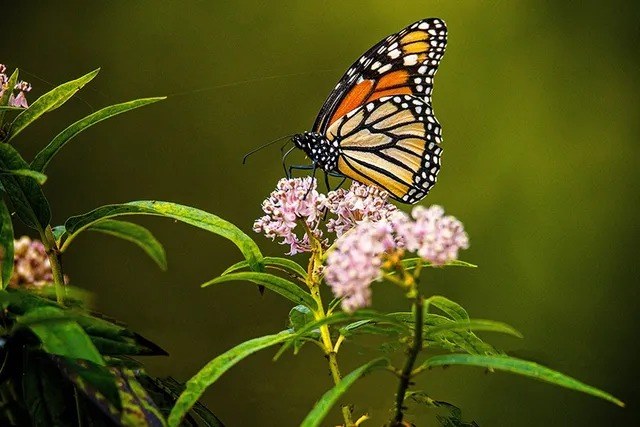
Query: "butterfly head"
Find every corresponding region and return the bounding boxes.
[292,131,339,172]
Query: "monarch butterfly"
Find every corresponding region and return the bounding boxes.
[291,18,447,204]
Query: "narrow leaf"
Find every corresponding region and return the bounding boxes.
[0,199,14,288]
[300,358,388,427]
[202,272,315,309]
[17,306,105,365]
[31,97,165,172]
[0,69,19,125]
[63,200,262,270]
[86,219,167,270]
[427,319,523,338]
[0,168,47,184]
[8,69,100,141]
[0,143,51,230]
[426,295,470,322]
[277,310,411,358]
[222,256,307,279]
[401,258,477,270]
[0,69,19,107]
[421,354,624,407]
[167,331,291,427]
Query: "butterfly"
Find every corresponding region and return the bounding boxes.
[291,18,447,204]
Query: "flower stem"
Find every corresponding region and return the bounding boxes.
[305,223,354,426]
[392,294,424,425]
[42,225,65,304]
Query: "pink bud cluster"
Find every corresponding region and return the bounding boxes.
[254,178,398,255]
[0,64,32,108]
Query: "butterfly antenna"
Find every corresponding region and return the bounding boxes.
[242,134,295,164]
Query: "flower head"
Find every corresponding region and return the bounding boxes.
[6,236,54,288]
[253,177,325,254]
[323,181,398,237]
[0,64,32,108]
[324,221,396,312]
[10,81,32,108]
[396,205,469,265]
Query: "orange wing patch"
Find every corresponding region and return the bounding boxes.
[401,30,429,44]
[365,70,412,103]
[329,79,375,126]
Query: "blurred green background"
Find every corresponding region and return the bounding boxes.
[2,1,638,425]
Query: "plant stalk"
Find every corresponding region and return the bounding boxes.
[43,225,65,304]
[392,294,424,425]
[305,223,354,426]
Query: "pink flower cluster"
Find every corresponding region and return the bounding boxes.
[254,178,398,255]
[6,236,54,288]
[253,177,325,254]
[325,205,469,312]
[0,64,32,108]
[322,182,398,237]
[324,221,396,312]
[254,178,470,312]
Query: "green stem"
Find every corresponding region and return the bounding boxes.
[304,223,354,426]
[392,294,424,425]
[43,225,65,304]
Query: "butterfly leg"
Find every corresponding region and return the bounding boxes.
[303,163,318,199]
[282,146,296,178]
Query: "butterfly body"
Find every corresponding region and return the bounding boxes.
[293,18,448,204]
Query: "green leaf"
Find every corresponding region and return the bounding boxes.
[276,310,411,358]
[401,258,477,271]
[0,106,22,111]
[0,69,19,125]
[426,295,470,322]
[84,219,167,270]
[0,69,19,107]
[63,200,263,270]
[23,353,75,426]
[288,305,318,354]
[167,331,292,427]
[289,305,315,331]
[7,69,100,141]
[222,256,307,279]
[423,314,500,356]
[52,355,122,411]
[75,313,168,356]
[17,306,105,365]
[50,225,66,246]
[0,199,14,289]
[0,168,47,184]
[427,319,523,339]
[420,354,624,408]
[31,97,165,172]
[202,272,315,309]
[0,143,51,231]
[300,358,388,427]
[388,312,500,355]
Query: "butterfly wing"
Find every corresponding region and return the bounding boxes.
[326,95,443,203]
[313,18,447,134]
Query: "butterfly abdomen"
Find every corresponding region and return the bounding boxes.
[292,131,340,172]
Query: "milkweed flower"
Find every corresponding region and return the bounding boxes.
[10,80,31,108]
[324,221,396,312]
[0,64,32,108]
[323,182,398,237]
[253,177,325,255]
[396,205,469,265]
[4,236,54,288]
[324,205,469,311]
